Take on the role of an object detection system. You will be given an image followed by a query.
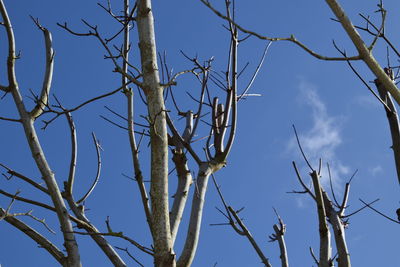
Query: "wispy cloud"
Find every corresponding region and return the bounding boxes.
[289,80,349,187]
[369,165,383,176]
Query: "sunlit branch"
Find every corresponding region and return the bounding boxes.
[238,41,271,101]
[29,16,54,119]
[339,182,350,216]
[220,26,237,161]
[322,191,351,266]
[325,0,400,106]
[310,171,332,266]
[349,11,400,59]
[177,164,215,267]
[269,208,289,267]
[170,111,194,244]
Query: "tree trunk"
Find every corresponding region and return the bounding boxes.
[136,0,175,265]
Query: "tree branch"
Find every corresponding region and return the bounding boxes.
[220,26,237,162]
[170,112,194,245]
[199,0,361,61]
[1,0,81,263]
[227,206,272,267]
[177,163,212,267]
[324,0,400,106]
[310,171,332,267]
[65,112,77,197]
[29,16,54,119]
[322,191,351,266]
[0,163,49,194]
[0,115,20,122]
[76,132,102,204]
[359,198,400,224]
[136,0,174,265]
[125,88,152,230]
[291,161,316,201]
[0,0,17,90]
[269,209,289,267]
[374,68,400,186]
[0,208,67,266]
[62,108,127,267]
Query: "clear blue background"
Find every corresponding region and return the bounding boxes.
[1,0,399,266]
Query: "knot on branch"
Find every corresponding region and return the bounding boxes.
[374,67,395,86]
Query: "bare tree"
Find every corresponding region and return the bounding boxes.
[198,0,400,266]
[2,0,400,266]
[209,126,359,267]
[0,0,260,266]
[201,0,400,187]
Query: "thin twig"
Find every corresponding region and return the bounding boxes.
[77,132,102,204]
[327,163,340,208]
[359,198,400,224]
[332,41,392,112]
[342,198,379,218]
[292,161,316,200]
[292,125,314,171]
[238,41,271,101]
[199,0,361,61]
[0,208,66,265]
[0,163,49,194]
[115,247,145,267]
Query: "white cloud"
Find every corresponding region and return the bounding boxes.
[295,197,305,208]
[369,165,383,176]
[289,80,349,188]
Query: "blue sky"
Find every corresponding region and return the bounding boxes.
[1,0,400,266]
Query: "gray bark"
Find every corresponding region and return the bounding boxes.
[322,192,351,267]
[272,223,289,267]
[136,0,175,265]
[177,163,212,267]
[310,171,331,267]
[170,112,193,244]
